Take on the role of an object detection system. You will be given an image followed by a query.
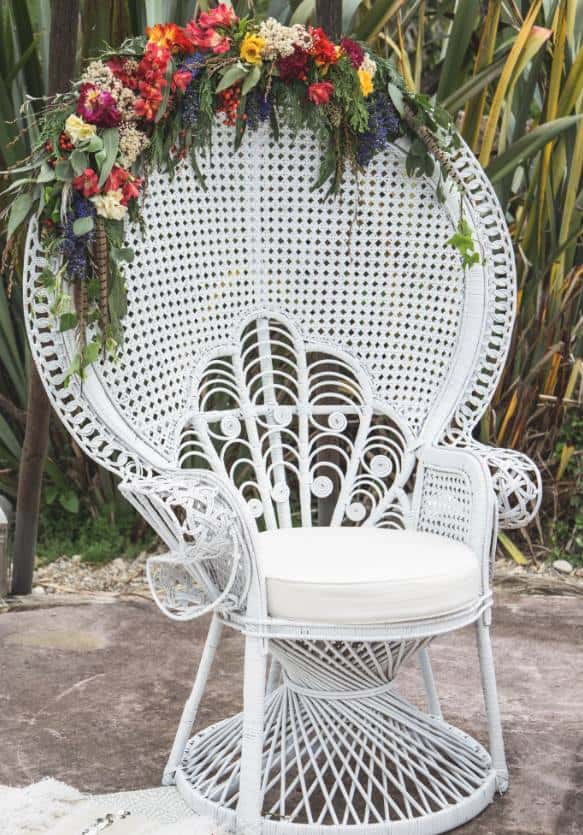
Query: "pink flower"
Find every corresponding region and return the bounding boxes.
[172,68,193,92]
[72,167,100,198]
[340,38,364,69]
[76,83,121,127]
[185,21,231,54]
[197,3,237,29]
[308,81,334,106]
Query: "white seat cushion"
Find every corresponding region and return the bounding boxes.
[257,528,481,624]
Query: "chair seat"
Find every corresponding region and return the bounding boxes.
[257,528,481,624]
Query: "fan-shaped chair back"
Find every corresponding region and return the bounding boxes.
[24,126,515,529]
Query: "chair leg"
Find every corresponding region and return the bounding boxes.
[418,646,442,719]
[475,617,509,793]
[236,635,267,835]
[162,613,224,786]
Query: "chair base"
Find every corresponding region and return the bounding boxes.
[172,684,496,835]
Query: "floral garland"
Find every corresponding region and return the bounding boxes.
[2,7,478,380]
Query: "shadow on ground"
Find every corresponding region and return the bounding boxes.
[0,593,581,834]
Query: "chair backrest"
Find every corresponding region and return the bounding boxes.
[24,125,515,529]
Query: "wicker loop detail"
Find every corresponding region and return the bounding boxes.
[311,476,333,498]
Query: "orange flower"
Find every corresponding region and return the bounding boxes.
[146,22,193,54]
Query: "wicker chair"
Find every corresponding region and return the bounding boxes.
[24,125,541,835]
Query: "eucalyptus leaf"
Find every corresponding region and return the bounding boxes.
[216,65,247,93]
[70,149,88,175]
[241,64,261,96]
[55,160,73,182]
[111,246,134,263]
[7,192,32,240]
[37,162,55,183]
[388,83,405,116]
[72,215,95,236]
[83,134,104,153]
[96,127,120,186]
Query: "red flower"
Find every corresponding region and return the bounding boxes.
[77,83,121,127]
[340,37,364,69]
[137,43,171,84]
[185,21,231,54]
[310,28,339,66]
[277,46,309,81]
[172,68,193,92]
[146,22,193,54]
[197,3,237,29]
[107,58,139,90]
[308,81,334,105]
[72,167,100,198]
[104,166,143,205]
[134,81,164,121]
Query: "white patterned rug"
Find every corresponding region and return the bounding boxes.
[0,779,219,834]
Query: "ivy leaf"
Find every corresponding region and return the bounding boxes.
[70,150,88,176]
[72,216,95,236]
[63,354,81,385]
[59,312,77,332]
[446,219,481,268]
[241,64,261,96]
[83,339,101,366]
[7,192,33,240]
[216,65,247,93]
[97,128,120,187]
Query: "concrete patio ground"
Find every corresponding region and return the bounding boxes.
[0,593,581,835]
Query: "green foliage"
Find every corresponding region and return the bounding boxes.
[38,496,154,565]
[547,412,583,566]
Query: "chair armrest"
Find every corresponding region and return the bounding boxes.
[120,471,263,621]
[459,442,542,529]
[412,445,497,591]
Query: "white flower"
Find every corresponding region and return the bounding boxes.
[64,114,96,145]
[90,190,127,220]
[360,53,377,77]
[118,123,149,167]
[258,18,312,60]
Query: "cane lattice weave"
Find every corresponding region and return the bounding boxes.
[24,126,540,531]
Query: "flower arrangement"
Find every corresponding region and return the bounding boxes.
[2,7,477,379]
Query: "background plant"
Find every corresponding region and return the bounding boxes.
[1,0,581,580]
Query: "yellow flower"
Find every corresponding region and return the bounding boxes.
[64,114,96,145]
[358,68,374,98]
[240,34,266,65]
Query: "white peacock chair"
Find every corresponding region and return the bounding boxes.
[24,125,541,835]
